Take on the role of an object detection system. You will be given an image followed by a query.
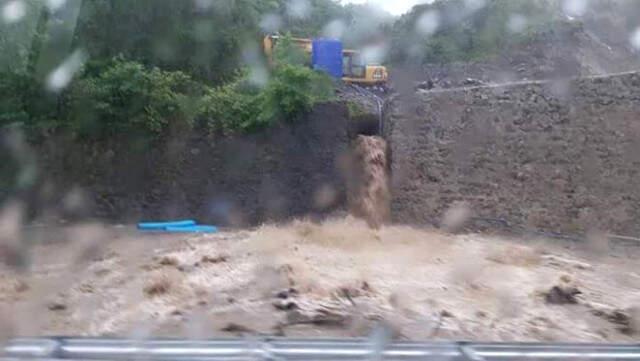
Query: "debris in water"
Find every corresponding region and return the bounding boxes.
[221,323,254,334]
[276,288,298,299]
[47,301,67,311]
[158,256,179,266]
[143,273,173,297]
[440,310,454,318]
[545,285,581,305]
[200,255,228,264]
[273,299,298,311]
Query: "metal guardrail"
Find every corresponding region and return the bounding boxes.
[3,338,640,361]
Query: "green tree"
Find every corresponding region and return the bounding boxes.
[67,58,203,138]
[199,73,263,134]
[72,0,275,84]
[1,0,346,138]
[259,64,334,122]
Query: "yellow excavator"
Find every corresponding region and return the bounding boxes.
[263,34,388,87]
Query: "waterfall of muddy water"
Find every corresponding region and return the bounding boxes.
[346,135,391,229]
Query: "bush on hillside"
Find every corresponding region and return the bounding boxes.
[67,58,203,138]
[199,74,264,134]
[259,64,334,122]
[200,64,334,134]
[200,29,334,134]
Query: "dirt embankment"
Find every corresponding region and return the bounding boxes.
[390,71,640,235]
[1,99,395,230]
[0,103,355,227]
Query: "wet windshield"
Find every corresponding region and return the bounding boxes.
[1,0,640,351]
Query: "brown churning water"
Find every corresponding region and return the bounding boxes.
[346,135,391,229]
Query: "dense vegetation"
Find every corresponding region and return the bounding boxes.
[2,51,336,139]
[0,0,378,139]
[199,41,334,135]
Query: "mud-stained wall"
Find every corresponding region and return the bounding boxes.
[391,72,640,234]
[2,103,351,226]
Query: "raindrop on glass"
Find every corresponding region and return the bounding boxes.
[46,0,66,11]
[46,50,87,92]
[248,66,269,88]
[464,0,486,13]
[630,28,640,50]
[323,19,346,39]
[563,0,587,18]
[287,0,310,19]
[507,14,527,33]
[415,10,440,36]
[194,0,214,11]
[362,44,388,65]
[2,0,26,24]
[260,14,282,33]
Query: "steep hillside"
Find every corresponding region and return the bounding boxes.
[389,0,640,87]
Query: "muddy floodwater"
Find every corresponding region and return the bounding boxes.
[1,218,638,341]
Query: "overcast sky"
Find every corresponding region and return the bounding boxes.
[342,0,432,15]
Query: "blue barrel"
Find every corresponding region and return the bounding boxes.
[312,39,343,78]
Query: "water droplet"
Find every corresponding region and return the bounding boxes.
[415,10,440,36]
[62,187,88,213]
[0,201,23,243]
[548,79,571,101]
[242,42,261,63]
[441,201,471,232]
[260,14,282,33]
[46,50,87,92]
[465,0,486,12]
[194,20,214,42]
[630,28,640,50]
[194,0,214,11]
[0,201,26,270]
[248,66,269,88]
[361,44,389,64]
[46,0,66,11]
[2,1,26,24]
[585,229,609,256]
[507,14,527,33]
[496,288,520,319]
[287,0,310,19]
[323,19,346,39]
[563,0,587,18]
[368,323,392,361]
[313,184,337,210]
